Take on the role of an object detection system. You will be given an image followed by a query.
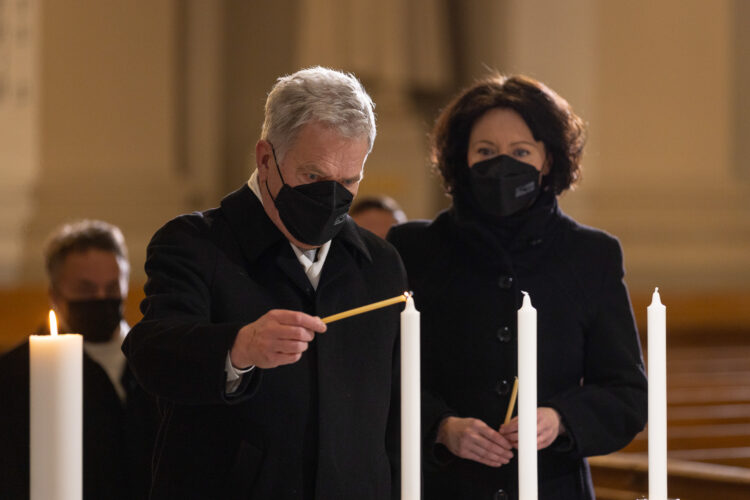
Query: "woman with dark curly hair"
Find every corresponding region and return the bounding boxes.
[388,74,647,500]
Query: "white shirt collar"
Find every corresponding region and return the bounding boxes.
[247,169,331,289]
[83,321,129,402]
[248,170,263,202]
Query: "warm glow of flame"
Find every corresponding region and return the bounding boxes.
[49,310,58,337]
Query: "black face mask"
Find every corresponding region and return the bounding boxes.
[468,155,541,217]
[266,144,353,246]
[65,298,123,343]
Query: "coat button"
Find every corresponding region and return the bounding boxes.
[497,275,514,289]
[493,489,508,500]
[496,326,512,343]
[495,379,510,396]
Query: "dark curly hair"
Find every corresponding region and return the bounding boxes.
[431,73,586,196]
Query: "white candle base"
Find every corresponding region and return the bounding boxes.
[30,333,83,500]
[517,292,538,500]
[400,296,421,500]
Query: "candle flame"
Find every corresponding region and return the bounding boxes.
[48,310,58,337]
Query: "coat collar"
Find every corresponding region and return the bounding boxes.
[436,190,564,263]
[219,184,372,265]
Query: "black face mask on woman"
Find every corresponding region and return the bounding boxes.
[468,154,541,217]
[65,298,123,343]
[266,144,354,246]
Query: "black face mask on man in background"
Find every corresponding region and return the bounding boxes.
[468,154,542,218]
[65,298,123,343]
[266,143,354,246]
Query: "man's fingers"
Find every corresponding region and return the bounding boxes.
[274,339,310,355]
[270,309,327,333]
[272,325,315,342]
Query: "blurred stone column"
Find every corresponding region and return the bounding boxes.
[0,0,40,285]
[17,0,189,285]
[295,0,453,219]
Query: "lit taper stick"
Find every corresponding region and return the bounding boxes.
[321,292,412,324]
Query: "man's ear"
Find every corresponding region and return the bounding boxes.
[255,140,272,181]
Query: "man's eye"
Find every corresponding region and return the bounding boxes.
[306,173,320,181]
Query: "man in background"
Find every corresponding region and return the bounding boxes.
[0,219,157,500]
[350,195,407,239]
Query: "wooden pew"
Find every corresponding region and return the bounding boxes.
[623,296,750,473]
[589,452,750,500]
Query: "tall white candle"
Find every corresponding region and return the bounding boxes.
[30,310,83,500]
[518,292,538,500]
[648,288,668,500]
[400,295,421,500]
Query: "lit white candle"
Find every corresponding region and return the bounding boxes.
[648,288,668,500]
[30,310,83,500]
[518,292,538,500]
[400,295,420,500]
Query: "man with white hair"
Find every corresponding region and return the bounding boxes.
[124,67,407,499]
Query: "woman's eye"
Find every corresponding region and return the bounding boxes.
[513,148,530,158]
[477,147,495,156]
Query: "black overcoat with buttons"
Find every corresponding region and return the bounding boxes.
[123,185,407,499]
[388,194,647,500]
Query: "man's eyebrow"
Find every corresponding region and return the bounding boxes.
[344,172,364,183]
[297,163,326,174]
[72,279,98,289]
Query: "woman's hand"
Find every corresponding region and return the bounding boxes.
[499,407,564,450]
[436,416,514,467]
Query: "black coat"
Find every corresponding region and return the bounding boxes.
[387,194,647,500]
[123,185,407,500]
[0,337,157,500]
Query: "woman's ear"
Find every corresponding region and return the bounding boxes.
[542,153,553,176]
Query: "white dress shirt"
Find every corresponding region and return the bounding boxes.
[84,321,129,402]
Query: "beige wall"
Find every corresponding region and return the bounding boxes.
[13,0,188,285]
[578,0,749,292]
[1,0,748,304]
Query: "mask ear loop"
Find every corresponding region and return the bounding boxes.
[265,142,286,202]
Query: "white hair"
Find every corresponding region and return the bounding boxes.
[261,66,376,162]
